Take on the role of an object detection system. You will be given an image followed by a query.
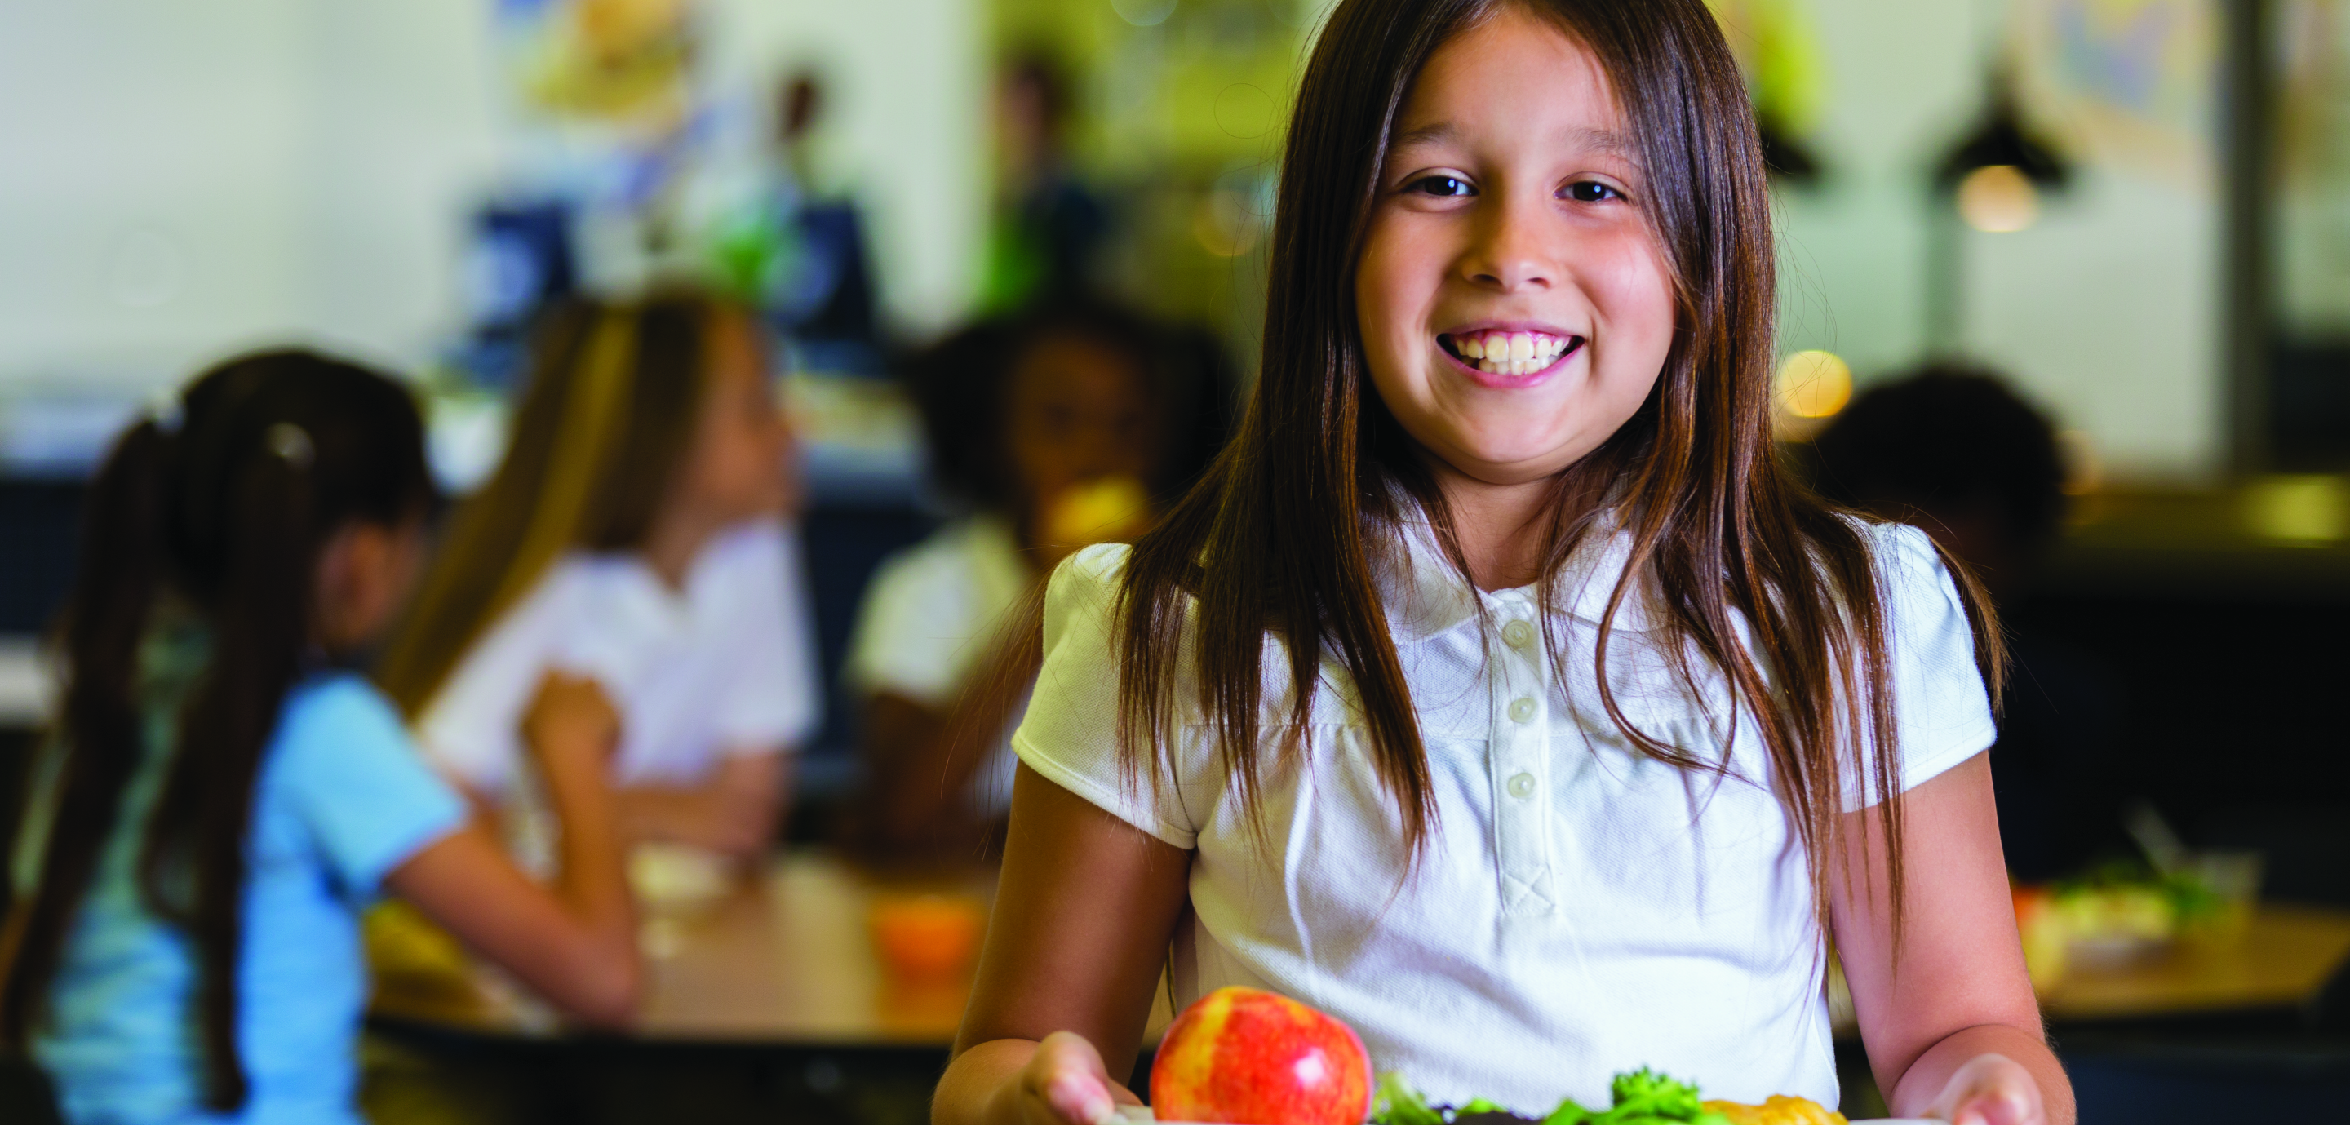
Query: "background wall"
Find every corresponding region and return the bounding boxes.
[0,0,2227,480]
[0,0,986,393]
[1773,0,2223,481]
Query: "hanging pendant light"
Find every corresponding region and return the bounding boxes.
[1934,64,2073,233]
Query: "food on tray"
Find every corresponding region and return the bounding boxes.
[1149,988,1844,1125]
[1151,986,1372,1125]
[1373,1067,1844,1125]
[1696,1095,1847,1125]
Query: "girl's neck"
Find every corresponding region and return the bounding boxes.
[1424,460,1603,593]
[639,506,723,591]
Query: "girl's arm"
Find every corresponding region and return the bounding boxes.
[1832,752,2074,1125]
[384,673,641,1027]
[616,750,789,860]
[935,765,1192,1125]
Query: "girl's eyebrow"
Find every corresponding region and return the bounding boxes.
[1388,121,1638,159]
[1390,121,1457,150]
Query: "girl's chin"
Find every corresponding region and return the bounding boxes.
[1422,434,1589,485]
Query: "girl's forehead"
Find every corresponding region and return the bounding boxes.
[1395,8,1626,142]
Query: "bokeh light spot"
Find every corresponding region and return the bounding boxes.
[1776,350,1852,420]
[1957,164,2040,234]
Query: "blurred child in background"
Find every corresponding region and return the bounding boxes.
[0,352,638,1125]
[378,289,820,864]
[844,303,1229,857]
[1808,362,2127,881]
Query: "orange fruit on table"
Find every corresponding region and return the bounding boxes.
[867,894,984,980]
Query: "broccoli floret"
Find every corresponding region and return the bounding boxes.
[1371,1073,1447,1125]
[1589,1069,1708,1124]
[1539,1097,1594,1125]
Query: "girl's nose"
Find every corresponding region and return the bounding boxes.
[1461,193,1556,292]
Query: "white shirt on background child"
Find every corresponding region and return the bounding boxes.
[418,517,822,798]
[843,514,1031,816]
[1011,513,1994,1113]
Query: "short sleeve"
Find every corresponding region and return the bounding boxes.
[843,545,971,708]
[274,676,468,897]
[712,521,822,752]
[1849,522,1999,809]
[1010,544,1201,849]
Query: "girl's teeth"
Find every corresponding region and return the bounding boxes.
[1447,330,1570,376]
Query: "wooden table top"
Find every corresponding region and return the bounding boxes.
[374,851,2350,1046]
[2038,903,2350,1022]
[372,850,996,1046]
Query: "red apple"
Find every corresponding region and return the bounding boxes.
[1150,986,1372,1125]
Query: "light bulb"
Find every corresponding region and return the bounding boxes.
[1957,165,2039,233]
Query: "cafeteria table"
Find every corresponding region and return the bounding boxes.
[2039,903,2350,1023]
[370,849,997,1046]
[376,852,2350,1044]
[369,851,2350,1124]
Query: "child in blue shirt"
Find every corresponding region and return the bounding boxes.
[0,351,641,1124]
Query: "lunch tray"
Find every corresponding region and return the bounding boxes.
[1117,1104,1935,1125]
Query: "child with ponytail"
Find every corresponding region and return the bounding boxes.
[0,352,639,1124]
[938,2,2072,1123]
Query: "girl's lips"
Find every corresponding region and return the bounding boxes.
[1437,335,1584,388]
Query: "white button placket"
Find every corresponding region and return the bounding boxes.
[1489,592,1555,918]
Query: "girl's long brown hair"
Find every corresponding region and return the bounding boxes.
[1115,0,2004,927]
[377,290,730,718]
[0,353,435,1111]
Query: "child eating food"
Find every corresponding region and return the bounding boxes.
[0,353,637,1124]
[934,1,2071,1123]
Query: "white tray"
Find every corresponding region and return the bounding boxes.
[1117,1104,1934,1125]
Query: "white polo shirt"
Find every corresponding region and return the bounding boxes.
[418,517,822,796]
[1011,515,1993,1113]
[844,516,1034,816]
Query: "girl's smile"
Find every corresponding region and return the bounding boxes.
[1434,324,1586,387]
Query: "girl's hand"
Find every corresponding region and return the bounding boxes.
[1923,1053,2044,1125]
[1006,1032,1128,1125]
[522,672,620,784]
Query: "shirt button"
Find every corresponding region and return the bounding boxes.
[1508,696,1537,723]
[1502,620,1535,649]
[1507,772,1537,799]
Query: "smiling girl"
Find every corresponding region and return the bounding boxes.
[934,2,2070,1125]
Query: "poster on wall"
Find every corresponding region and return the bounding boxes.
[485,0,714,300]
[2008,0,2217,187]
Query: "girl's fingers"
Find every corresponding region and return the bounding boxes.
[1935,1054,2042,1125]
[1026,1031,1119,1125]
[1952,1083,2035,1125]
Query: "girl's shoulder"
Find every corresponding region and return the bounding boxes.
[1039,542,1136,632]
[1835,515,1967,617]
[279,672,411,754]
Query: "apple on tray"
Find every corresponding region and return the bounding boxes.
[1148,986,1373,1125]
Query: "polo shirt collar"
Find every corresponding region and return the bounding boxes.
[1372,500,1663,644]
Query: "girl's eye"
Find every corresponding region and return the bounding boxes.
[1403,174,1474,198]
[1564,180,1623,203]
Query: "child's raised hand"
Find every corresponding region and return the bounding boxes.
[1010,1031,1127,1125]
[522,671,620,783]
[1922,1053,2044,1125]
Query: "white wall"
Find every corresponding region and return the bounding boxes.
[0,0,316,393]
[702,0,987,338]
[1774,0,2223,480]
[0,0,984,398]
